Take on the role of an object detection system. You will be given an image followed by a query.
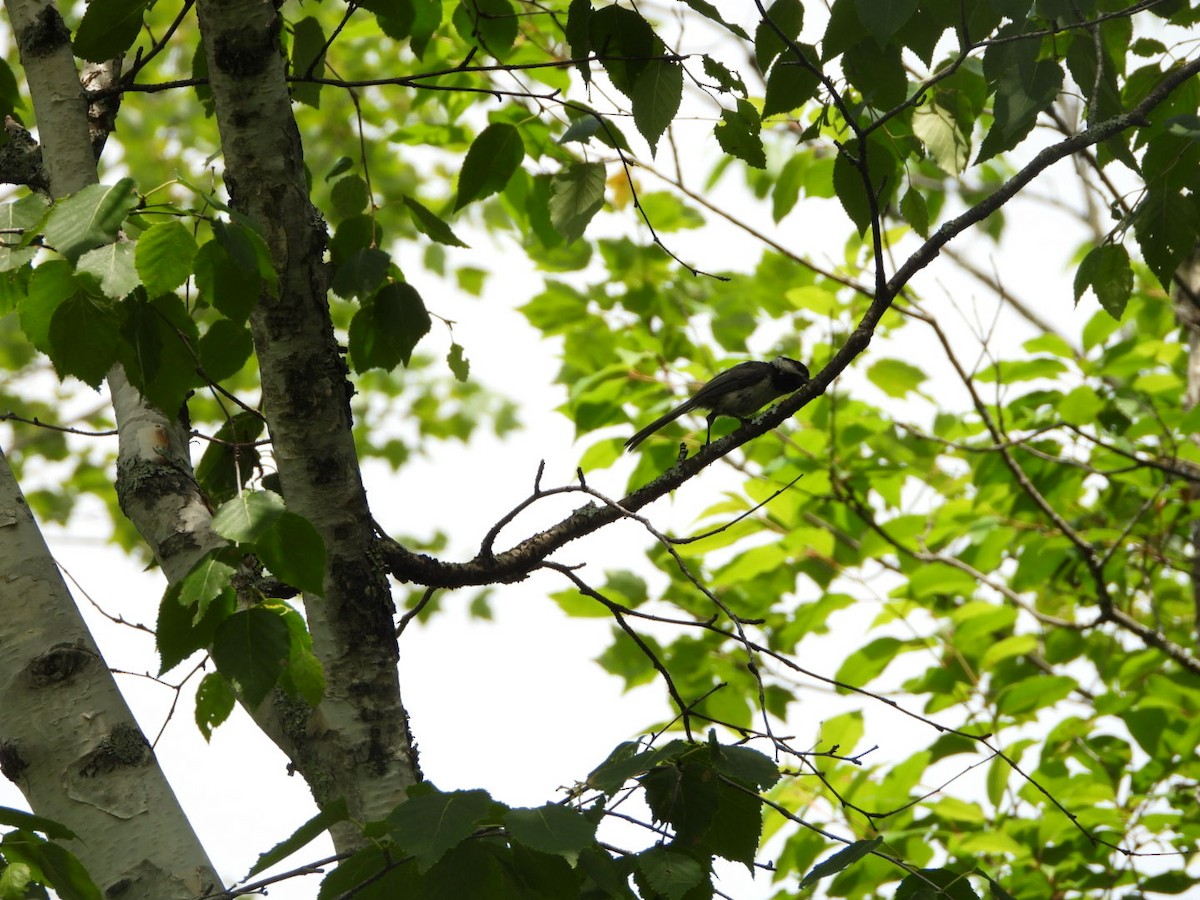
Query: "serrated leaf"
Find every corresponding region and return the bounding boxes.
[549,162,605,243]
[855,0,916,47]
[194,240,260,322]
[754,0,804,72]
[118,293,202,413]
[0,809,76,841]
[701,55,746,95]
[49,293,120,387]
[763,54,820,117]
[589,5,655,97]
[800,838,883,889]
[212,490,286,543]
[135,221,198,297]
[631,60,682,155]
[681,0,749,39]
[977,59,1062,163]
[195,672,235,741]
[276,604,325,705]
[451,0,517,58]
[634,844,707,900]
[252,511,326,597]
[388,788,495,872]
[348,281,431,372]
[76,241,139,299]
[331,247,390,300]
[157,581,236,674]
[447,342,469,381]
[913,101,971,175]
[178,553,236,621]
[895,868,981,900]
[715,99,765,169]
[195,412,265,507]
[330,175,369,218]
[504,805,597,864]
[900,188,929,237]
[1073,243,1131,319]
[867,358,926,398]
[74,0,150,61]
[455,123,524,210]
[290,16,326,108]
[211,607,291,708]
[198,319,254,382]
[403,196,468,248]
[0,195,48,272]
[43,179,139,263]
[249,799,349,878]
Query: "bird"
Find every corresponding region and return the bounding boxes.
[624,356,810,452]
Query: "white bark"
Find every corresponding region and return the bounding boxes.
[0,450,223,898]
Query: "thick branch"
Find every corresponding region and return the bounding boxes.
[384,56,1200,589]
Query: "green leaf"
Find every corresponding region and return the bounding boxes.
[855,0,917,47]
[198,319,254,382]
[249,798,349,877]
[631,60,682,155]
[43,179,139,263]
[997,675,1077,716]
[290,16,326,108]
[348,281,431,372]
[403,196,468,247]
[118,293,203,413]
[900,187,930,237]
[978,58,1062,163]
[633,844,708,900]
[178,553,236,621]
[157,580,235,674]
[834,637,912,688]
[211,489,287,543]
[211,607,291,708]
[565,0,592,82]
[49,292,120,387]
[75,241,139,299]
[455,123,524,210]
[833,134,899,235]
[135,220,198,297]
[867,358,926,398]
[504,805,597,864]
[388,788,495,872]
[1073,243,1132,319]
[715,99,766,169]
[195,672,235,741]
[213,219,278,296]
[252,511,327,597]
[0,809,76,841]
[763,53,820,118]
[1135,189,1200,291]
[549,162,606,243]
[194,239,260,322]
[799,838,883,889]
[895,868,981,900]
[681,0,749,40]
[0,195,48,272]
[14,837,102,900]
[331,247,391,300]
[330,175,369,218]
[451,0,518,58]
[754,0,804,72]
[195,413,265,507]
[20,260,78,354]
[702,55,746,95]
[913,101,971,175]
[447,342,470,381]
[589,5,655,97]
[74,0,149,61]
[277,604,325,705]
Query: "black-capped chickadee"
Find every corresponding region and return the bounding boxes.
[625,356,810,452]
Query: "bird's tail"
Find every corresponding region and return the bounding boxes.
[624,402,693,451]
